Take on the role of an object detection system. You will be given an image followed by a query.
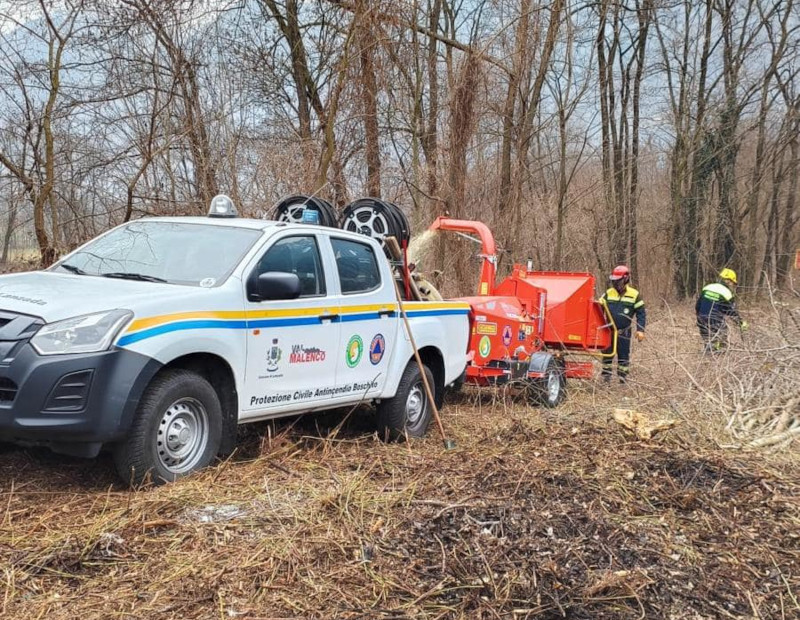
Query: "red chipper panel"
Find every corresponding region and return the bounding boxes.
[496,270,611,351]
[455,293,547,385]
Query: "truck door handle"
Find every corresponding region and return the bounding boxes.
[319,313,339,323]
[378,309,395,318]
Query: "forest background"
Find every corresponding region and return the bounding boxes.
[0,0,798,300]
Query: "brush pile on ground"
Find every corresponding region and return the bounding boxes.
[0,303,798,619]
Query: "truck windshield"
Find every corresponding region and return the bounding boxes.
[54,221,262,287]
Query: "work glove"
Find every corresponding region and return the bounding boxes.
[740,320,749,332]
[635,331,645,342]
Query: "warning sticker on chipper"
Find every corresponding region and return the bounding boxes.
[476,322,497,335]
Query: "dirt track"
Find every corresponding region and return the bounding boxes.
[0,304,799,619]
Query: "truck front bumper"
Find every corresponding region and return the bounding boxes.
[0,344,161,457]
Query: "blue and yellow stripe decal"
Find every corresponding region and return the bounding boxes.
[117,302,470,347]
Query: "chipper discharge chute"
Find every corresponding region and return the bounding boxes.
[428,217,613,406]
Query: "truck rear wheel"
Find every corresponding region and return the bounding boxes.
[114,369,222,486]
[377,362,434,441]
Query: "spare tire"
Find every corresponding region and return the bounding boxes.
[273,195,337,227]
[340,197,410,244]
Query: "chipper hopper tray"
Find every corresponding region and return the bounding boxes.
[498,270,612,352]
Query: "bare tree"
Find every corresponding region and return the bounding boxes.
[0,0,86,265]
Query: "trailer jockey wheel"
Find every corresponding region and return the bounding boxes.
[273,195,338,227]
[340,198,410,245]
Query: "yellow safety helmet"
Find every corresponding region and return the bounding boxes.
[719,268,737,284]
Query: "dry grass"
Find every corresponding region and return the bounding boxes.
[0,301,799,619]
[0,252,39,274]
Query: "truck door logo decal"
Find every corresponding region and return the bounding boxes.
[346,335,364,368]
[369,334,385,365]
[266,338,282,372]
[289,344,326,363]
[478,336,491,358]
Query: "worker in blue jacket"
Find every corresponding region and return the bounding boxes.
[600,265,646,383]
[696,268,748,353]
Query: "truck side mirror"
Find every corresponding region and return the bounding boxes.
[248,272,301,301]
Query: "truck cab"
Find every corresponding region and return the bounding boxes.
[0,198,470,485]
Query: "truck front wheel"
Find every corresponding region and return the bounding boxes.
[114,369,222,486]
[377,362,434,441]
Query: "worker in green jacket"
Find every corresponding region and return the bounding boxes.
[695,268,748,354]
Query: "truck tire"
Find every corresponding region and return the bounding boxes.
[527,357,566,408]
[113,369,223,486]
[377,362,434,441]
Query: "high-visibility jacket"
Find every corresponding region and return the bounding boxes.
[696,282,740,324]
[601,285,646,332]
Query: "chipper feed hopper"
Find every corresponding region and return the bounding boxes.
[428,217,614,406]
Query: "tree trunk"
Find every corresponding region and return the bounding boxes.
[422,0,441,209]
[1,195,17,265]
[743,79,771,286]
[596,0,616,269]
[497,0,530,222]
[760,146,784,286]
[357,0,382,197]
[776,121,798,287]
[628,0,652,277]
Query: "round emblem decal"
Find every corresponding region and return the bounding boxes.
[369,334,385,365]
[346,335,364,368]
[478,335,491,358]
[502,325,512,346]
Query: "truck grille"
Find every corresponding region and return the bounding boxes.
[0,377,18,403]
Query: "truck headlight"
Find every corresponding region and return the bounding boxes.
[31,310,133,355]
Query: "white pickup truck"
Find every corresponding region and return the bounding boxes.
[0,197,469,485]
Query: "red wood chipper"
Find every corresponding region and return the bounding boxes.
[429,217,615,406]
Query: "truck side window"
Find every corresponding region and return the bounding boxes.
[331,238,381,294]
[255,236,326,297]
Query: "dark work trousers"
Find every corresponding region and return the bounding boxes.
[602,327,632,381]
[697,316,728,353]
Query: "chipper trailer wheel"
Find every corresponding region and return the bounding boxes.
[526,353,566,408]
